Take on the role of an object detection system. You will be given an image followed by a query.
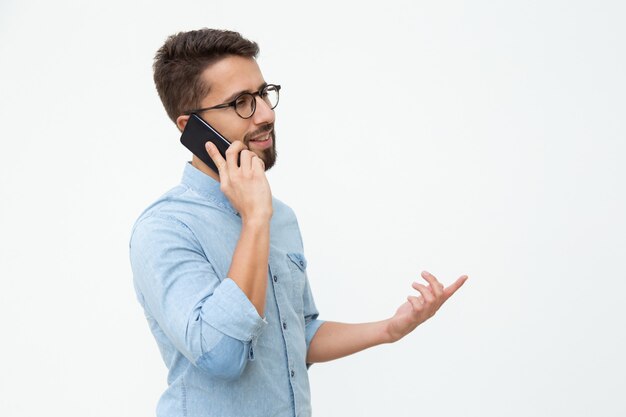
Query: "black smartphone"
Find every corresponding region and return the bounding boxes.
[180,113,231,174]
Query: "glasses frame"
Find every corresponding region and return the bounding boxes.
[184,84,281,119]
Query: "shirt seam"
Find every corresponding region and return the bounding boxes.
[179,183,239,216]
[181,375,188,417]
[135,212,205,257]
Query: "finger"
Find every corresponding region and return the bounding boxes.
[252,154,265,172]
[412,282,435,303]
[225,141,247,173]
[443,275,469,301]
[407,295,424,311]
[239,150,254,171]
[205,142,226,174]
[421,271,444,297]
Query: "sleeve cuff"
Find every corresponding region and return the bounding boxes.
[202,278,268,343]
[305,318,325,351]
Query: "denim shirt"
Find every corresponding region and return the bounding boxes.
[129,162,324,417]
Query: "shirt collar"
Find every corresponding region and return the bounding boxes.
[181,162,239,216]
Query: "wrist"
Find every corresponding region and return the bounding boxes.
[241,214,271,228]
[380,319,396,344]
[381,319,403,344]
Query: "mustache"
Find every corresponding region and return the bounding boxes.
[244,124,274,143]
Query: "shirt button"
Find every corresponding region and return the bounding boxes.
[273,275,278,282]
[290,370,295,378]
[299,261,304,267]
[282,321,287,330]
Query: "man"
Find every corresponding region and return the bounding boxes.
[129,28,467,417]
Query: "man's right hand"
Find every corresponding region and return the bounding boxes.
[206,141,273,223]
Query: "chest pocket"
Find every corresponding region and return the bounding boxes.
[285,252,307,312]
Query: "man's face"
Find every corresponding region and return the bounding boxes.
[187,55,277,170]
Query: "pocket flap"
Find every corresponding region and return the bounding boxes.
[287,252,307,272]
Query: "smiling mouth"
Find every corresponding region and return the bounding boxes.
[249,131,272,142]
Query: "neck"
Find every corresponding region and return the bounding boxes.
[191,155,220,182]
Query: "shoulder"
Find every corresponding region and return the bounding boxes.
[271,196,301,229]
[270,196,306,250]
[133,184,188,220]
[129,185,199,248]
[272,196,297,220]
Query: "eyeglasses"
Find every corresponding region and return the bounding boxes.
[185,84,281,119]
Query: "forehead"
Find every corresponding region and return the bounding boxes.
[200,55,265,102]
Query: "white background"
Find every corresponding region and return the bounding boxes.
[1,1,625,416]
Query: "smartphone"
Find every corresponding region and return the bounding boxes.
[180,113,231,174]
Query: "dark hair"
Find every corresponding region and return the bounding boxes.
[153,28,259,123]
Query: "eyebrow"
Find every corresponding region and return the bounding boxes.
[223,82,268,103]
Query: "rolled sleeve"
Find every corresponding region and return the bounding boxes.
[196,334,251,380]
[129,214,267,376]
[302,267,324,352]
[203,278,268,343]
[304,318,324,351]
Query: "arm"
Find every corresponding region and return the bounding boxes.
[130,215,267,380]
[306,320,391,363]
[206,141,272,317]
[227,219,269,316]
[129,141,273,380]
[306,271,468,363]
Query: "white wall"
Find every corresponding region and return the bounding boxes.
[1,1,624,416]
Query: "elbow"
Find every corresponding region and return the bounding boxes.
[195,337,250,381]
[196,354,247,381]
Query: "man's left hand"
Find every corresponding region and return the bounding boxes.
[385,271,468,343]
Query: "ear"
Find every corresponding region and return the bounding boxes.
[176,114,190,132]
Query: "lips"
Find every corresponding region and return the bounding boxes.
[247,124,273,142]
[249,132,271,142]
[248,130,273,150]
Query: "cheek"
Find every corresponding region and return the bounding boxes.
[212,118,249,144]
[227,126,249,144]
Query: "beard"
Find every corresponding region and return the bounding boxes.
[244,125,277,171]
[259,129,277,171]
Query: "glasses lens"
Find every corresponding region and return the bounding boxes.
[234,93,255,118]
[262,85,280,109]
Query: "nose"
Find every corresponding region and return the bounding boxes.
[251,95,275,125]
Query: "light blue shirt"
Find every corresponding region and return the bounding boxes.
[129,162,324,417]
